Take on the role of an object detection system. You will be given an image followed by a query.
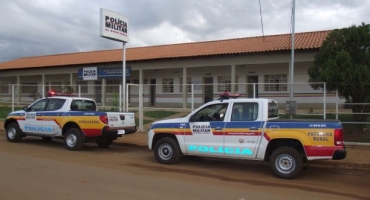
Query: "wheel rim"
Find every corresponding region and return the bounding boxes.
[7,127,17,139]
[66,133,77,147]
[158,143,173,161]
[275,154,296,174]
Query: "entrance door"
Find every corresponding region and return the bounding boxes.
[203,77,213,103]
[247,76,258,98]
[95,81,102,104]
[150,79,156,106]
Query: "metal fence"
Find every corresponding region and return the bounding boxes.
[1,82,369,142]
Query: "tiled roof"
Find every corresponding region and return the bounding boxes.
[0,30,331,70]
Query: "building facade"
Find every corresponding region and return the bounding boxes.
[0,30,339,109]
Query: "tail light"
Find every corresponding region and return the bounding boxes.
[334,128,344,146]
[99,115,108,124]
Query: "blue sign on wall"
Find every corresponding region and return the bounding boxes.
[78,66,131,79]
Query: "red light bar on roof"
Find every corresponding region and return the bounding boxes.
[48,91,75,97]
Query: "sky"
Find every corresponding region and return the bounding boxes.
[0,0,369,62]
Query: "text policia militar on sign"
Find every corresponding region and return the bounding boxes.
[105,15,127,37]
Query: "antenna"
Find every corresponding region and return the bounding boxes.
[259,0,265,40]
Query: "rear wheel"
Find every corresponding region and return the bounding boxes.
[96,137,113,148]
[269,147,303,179]
[6,123,22,142]
[154,137,180,164]
[64,128,83,151]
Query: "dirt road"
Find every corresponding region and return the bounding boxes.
[0,135,369,200]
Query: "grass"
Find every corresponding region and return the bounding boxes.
[144,110,180,120]
[0,107,22,118]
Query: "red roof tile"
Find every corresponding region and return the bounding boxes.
[0,30,330,70]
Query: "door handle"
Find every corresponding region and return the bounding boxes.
[249,127,258,130]
[215,127,223,130]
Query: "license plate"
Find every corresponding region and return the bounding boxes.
[118,130,125,135]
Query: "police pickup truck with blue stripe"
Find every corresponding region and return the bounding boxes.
[4,94,136,150]
[148,96,346,179]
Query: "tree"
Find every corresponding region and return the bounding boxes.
[308,23,370,121]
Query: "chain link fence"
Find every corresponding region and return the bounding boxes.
[0,82,369,142]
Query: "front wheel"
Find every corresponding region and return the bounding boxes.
[269,147,303,179]
[6,123,22,142]
[96,137,113,148]
[154,137,181,164]
[64,128,84,151]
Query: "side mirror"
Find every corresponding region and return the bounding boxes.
[23,106,29,112]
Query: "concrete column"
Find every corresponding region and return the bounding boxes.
[16,76,20,104]
[41,74,45,98]
[102,78,106,107]
[231,64,236,93]
[139,69,143,84]
[70,73,73,86]
[182,67,187,109]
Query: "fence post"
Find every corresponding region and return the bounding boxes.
[335,89,338,119]
[119,84,122,112]
[323,82,326,119]
[12,84,15,112]
[139,84,143,131]
[253,83,256,98]
[191,84,194,111]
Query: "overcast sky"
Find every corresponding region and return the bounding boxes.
[0,0,369,62]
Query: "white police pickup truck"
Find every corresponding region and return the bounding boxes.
[147,98,346,179]
[5,95,136,150]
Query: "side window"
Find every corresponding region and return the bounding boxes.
[233,103,259,121]
[28,99,47,112]
[71,100,97,111]
[47,99,66,111]
[192,103,228,122]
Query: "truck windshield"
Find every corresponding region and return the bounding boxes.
[268,101,279,118]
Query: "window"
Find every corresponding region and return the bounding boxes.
[232,103,258,121]
[268,101,279,118]
[217,76,238,92]
[71,99,96,111]
[47,99,66,111]
[107,80,120,94]
[162,78,174,93]
[0,84,9,94]
[28,99,47,111]
[179,77,191,93]
[22,83,38,94]
[75,81,88,93]
[264,74,287,91]
[191,103,228,122]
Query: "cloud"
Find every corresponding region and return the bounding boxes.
[0,0,369,62]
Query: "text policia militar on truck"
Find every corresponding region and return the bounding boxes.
[105,15,127,36]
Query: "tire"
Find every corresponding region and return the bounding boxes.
[154,137,180,164]
[64,128,84,151]
[96,137,113,148]
[6,123,22,142]
[269,147,303,179]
